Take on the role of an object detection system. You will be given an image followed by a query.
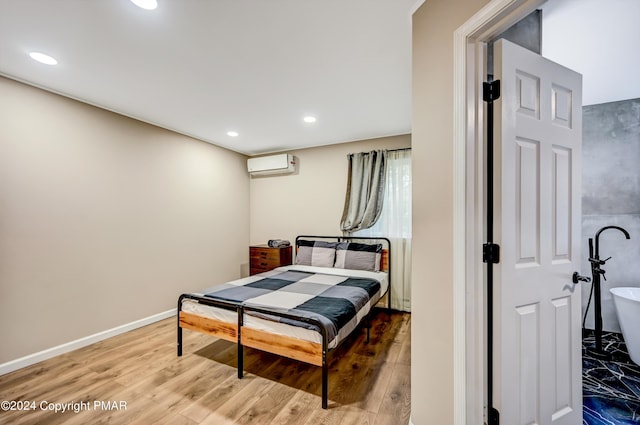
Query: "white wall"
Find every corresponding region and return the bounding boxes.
[0,76,250,364]
[249,135,411,246]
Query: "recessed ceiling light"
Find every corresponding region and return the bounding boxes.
[29,52,57,65]
[303,116,317,123]
[130,0,157,10]
[227,131,239,137]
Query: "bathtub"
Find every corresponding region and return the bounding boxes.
[610,287,640,366]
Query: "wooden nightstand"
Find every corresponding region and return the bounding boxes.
[249,245,292,275]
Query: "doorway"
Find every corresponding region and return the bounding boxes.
[455,0,640,424]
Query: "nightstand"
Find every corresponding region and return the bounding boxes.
[249,245,292,275]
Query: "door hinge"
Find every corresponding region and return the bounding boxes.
[483,80,501,102]
[483,243,500,264]
[488,407,500,425]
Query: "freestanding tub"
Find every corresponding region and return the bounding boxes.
[610,287,640,366]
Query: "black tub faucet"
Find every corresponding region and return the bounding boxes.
[587,225,631,359]
[594,226,631,260]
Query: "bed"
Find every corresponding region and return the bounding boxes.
[176,235,391,409]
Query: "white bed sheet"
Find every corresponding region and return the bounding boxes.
[181,265,388,349]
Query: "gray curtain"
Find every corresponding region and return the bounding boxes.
[340,150,387,233]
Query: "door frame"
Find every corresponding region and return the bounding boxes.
[452,0,548,423]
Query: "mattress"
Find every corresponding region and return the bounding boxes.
[181,264,388,349]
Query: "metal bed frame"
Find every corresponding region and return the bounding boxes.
[176,235,391,409]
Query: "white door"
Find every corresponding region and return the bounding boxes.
[492,39,583,424]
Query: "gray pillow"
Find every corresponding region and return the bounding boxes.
[295,240,338,267]
[334,242,382,272]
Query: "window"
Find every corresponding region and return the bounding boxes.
[357,149,411,311]
[357,149,411,239]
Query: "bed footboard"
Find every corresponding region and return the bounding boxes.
[177,295,331,408]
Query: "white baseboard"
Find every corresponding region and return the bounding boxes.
[0,308,176,376]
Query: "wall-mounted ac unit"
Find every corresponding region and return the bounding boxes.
[247,154,295,176]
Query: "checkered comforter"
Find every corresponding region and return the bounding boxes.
[199,267,384,347]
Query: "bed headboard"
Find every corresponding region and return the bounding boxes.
[294,235,391,273]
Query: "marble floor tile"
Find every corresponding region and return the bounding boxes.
[583,331,640,424]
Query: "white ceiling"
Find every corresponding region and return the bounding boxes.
[0,0,415,155]
[541,0,640,107]
[0,0,637,156]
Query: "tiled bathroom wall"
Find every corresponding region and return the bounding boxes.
[581,98,640,332]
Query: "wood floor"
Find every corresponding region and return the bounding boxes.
[0,309,410,425]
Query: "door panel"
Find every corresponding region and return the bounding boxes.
[516,302,539,424]
[552,146,571,262]
[516,137,540,265]
[493,39,583,425]
[551,295,572,417]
